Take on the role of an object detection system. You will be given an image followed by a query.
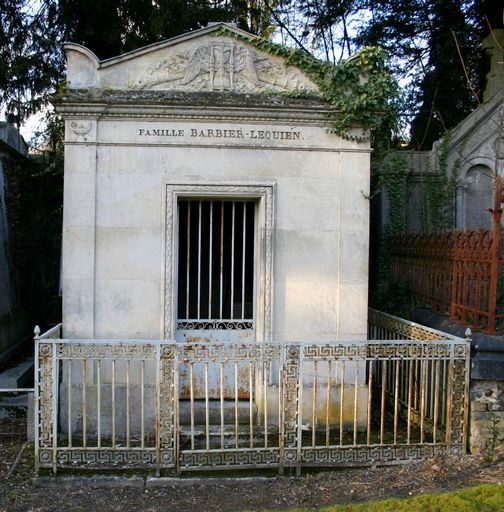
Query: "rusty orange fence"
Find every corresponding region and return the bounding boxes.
[390,176,504,335]
[390,230,502,333]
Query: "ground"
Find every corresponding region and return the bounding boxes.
[1,418,504,512]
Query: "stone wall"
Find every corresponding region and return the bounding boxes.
[0,123,29,361]
[470,380,504,455]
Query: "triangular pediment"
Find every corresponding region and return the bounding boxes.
[65,24,319,95]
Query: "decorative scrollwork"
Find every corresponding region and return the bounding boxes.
[58,343,157,359]
[34,334,468,475]
[283,345,300,450]
[161,344,175,358]
[298,445,449,465]
[39,343,52,357]
[177,320,254,330]
[160,450,173,464]
[38,344,53,450]
[181,342,281,363]
[180,448,279,468]
[304,344,366,360]
[56,449,156,467]
[39,450,52,465]
[287,346,300,359]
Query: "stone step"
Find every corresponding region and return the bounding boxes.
[0,356,34,388]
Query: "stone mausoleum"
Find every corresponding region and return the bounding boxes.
[55,23,372,433]
[58,23,370,348]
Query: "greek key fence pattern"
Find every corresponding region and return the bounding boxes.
[34,311,469,476]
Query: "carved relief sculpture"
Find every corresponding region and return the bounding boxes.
[132,40,315,93]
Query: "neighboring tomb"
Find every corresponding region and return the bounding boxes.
[378,29,504,233]
[0,123,28,363]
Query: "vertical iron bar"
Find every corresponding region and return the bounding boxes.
[420,360,427,443]
[186,202,191,319]
[97,359,101,448]
[220,362,224,450]
[430,359,435,419]
[209,201,213,318]
[353,363,359,446]
[235,362,239,449]
[249,362,254,448]
[67,360,72,448]
[141,359,145,449]
[433,360,441,443]
[219,201,224,319]
[82,359,87,450]
[445,360,454,445]
[155,344,160,477]
[205,362,209,450]
[312,361,318,447]
[339,362,345,446]
[394,360,400,444]
[367,361,373,446]
[264,360,268,449]
[231,201,235,319]
[297,349,304,477]
[112,359,116,449]
[441,360,447,427]
[278,359,283,476]
[197,201,202,319]
[190,362,195,451]
[380,360,386,445]
[126,359,130,448]
[242,203,246,319]
[407,359,413,444]
[326,360,332,448]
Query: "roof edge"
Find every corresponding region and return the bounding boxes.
[77,23,257,70]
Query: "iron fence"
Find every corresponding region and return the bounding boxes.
[35,311,469,477]
[389,176,504,335]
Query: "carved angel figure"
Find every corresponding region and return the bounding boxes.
[181,43,260,90]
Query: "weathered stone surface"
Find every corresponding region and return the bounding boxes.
[56,25,372,435]
[470,379,504,454]
[58,23,371,344]
[65,26,319,94]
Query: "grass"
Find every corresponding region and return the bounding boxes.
[285,484,504,512]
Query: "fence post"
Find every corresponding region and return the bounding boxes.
[281,345,301,475]
[487,176,504,334]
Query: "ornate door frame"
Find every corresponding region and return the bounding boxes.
[163,182,275,343]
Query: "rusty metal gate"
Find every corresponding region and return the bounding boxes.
[34,311,470,477]
[176,199,256,400]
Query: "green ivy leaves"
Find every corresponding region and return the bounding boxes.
[212,27,399,142]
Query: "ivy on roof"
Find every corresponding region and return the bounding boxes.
[213,26,399,142]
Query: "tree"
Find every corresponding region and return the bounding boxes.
[58,0,276,60]
[274,0,503,148]
[0,0,62,126]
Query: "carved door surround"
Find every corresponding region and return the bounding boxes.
[163,183,275,343]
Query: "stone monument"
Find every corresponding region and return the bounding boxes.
[56,23,371,433]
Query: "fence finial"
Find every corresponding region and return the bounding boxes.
[465,327,472,342]
[34,325,41,338]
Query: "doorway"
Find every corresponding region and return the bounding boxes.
[176,199,256,398]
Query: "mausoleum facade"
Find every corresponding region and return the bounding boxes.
[57,23,371,346]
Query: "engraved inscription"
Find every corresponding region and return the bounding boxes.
[137,126,303,142]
